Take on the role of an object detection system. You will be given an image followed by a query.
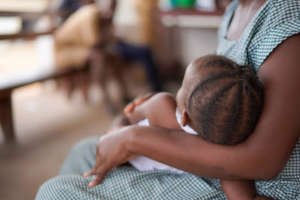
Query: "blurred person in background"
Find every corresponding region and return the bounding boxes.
[21,0,93,31]
[111,0,162,92]
[56,0,95,21]
[54,0,125,114]
[54,0,162,113]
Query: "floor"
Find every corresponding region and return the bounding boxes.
[0,83,115,200]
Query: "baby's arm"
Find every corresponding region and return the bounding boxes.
[108,94,154,132]
[108,93,173,133]
[221,180,273,200]
[107,114,131,132]
[125,92,181,130]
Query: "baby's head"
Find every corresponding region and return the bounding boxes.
[176,55,264,145]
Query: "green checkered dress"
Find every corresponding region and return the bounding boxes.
[36,0,300,199]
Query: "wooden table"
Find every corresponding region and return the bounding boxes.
[0,64,87,143]
[0,30,86,143]
[0,7,84,143]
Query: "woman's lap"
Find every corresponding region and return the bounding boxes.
[36,169,225,200]
[36,138,299,200]
[60,138,98,175]
[36,138,226,200]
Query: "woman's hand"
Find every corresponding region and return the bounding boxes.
[84,93,155,187]
[84,126,135,187]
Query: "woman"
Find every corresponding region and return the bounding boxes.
[36,0,300,199]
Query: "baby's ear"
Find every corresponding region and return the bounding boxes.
[181,110,191,126]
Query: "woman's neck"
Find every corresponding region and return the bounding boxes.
[227,0,266,41]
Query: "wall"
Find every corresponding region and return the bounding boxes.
[114,0,220,67]
[177,27,219,66]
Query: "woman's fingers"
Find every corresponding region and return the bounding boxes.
[84,166,106,187]
[84,128,134,187]
[83,169,96,177]
[88,174,103,187]
[88,166,109,187]
[88,175,105,188]
[84,149,102,177]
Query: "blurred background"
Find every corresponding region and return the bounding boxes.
[0,0,231,199]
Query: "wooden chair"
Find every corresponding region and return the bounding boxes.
[0,11,87,143]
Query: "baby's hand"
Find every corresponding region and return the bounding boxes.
[221,180,256,200]
[221,180,273,200]
[124,93,154,114]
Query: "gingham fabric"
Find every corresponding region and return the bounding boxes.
[36,0,300,199]
[36,138,227,200]
[217,0,300,70]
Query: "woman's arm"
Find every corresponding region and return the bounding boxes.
[128,34,300,180]
[131,34,300,180]
[86,34,300,186]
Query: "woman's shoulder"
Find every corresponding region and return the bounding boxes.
[258,0,299,28]
[247,0,300,69]
[249,0,299,42]
[268,0,300,18]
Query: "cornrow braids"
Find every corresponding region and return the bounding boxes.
[187,55,264,145]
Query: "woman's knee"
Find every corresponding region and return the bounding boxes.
[60,138,98,175]
[70,138,98,156]
[36,175,90,200]
[35,176,67,200]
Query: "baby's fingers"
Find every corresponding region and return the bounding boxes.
[124,93,154,114]
[124,102,135,114]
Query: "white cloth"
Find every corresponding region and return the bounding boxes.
[129,109,197,173]
[175,109,198,136]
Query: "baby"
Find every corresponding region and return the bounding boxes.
[121,55,270,200]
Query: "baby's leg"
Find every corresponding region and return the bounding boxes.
[221,180,273,200]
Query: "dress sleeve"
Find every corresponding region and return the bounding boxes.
[249,20,300,69]
[247,0,300,69]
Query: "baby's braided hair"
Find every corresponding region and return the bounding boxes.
[187,55,264,145]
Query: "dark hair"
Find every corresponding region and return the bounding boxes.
[188,55,264,145]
